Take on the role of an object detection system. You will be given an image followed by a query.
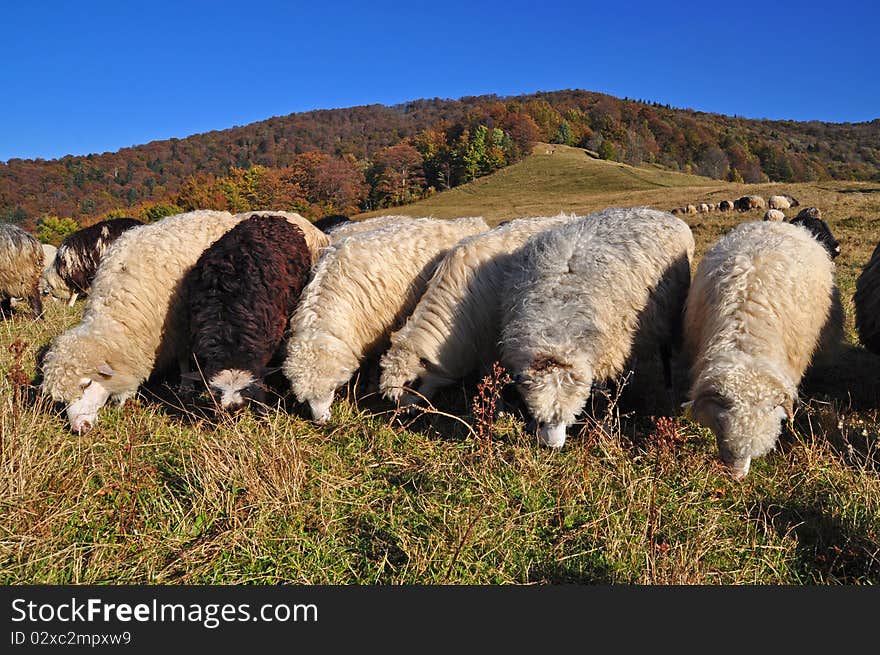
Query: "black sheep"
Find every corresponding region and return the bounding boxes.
[789,215,840,259]
[312,214,351,233]
[182,214,312,411]
[41,217,144,304]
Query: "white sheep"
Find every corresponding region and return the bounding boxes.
[325,214,418,243]
[379,214,574,406]
[764,209,786,222]
[683,220,843,479]
[283,216,489,423]
[41,210,245,433]
[501,207,695,448]
[768,195,792,210]
[0,223,44,318]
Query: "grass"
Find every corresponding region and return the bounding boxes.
[3,145,880,584]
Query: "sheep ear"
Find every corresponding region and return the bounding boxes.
[775,395,795,422]
[681,400,694,419]
[96,362,115,378]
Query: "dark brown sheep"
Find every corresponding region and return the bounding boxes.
[182,214,312,411]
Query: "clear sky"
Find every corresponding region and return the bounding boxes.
[2,1,877,162]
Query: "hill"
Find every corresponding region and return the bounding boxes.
[1,89,878,230]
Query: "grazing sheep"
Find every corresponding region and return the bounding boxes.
[379,214,574,406]
[0,223,44,319]
[718,200,734,212]
[764,209,786,222]
[795,207,822,221]
[734,195,766,212]
[670,208,681,215]
[312,214,351,233]
[283,216,489,423]
[854,240,880,355]
[182,215,312,411]
[41,210,245,433]
[41,244,57,271]
[698,203,710,213]
[788,215,840,259]
[685,204,698,215]
[38,217,144,306]
[501,207,695,449]
[783,194,800,207]
[683,220,843,479]
[232,211,329,264]
[324,214,419,243]
[768,195,792,210]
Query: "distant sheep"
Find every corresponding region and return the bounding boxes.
[232,211,328,264]
[768,195,792,210]
[783,194,800,207]
[183,215,312,411]
[683,220,843,479]
[788,215,840,259]
[764,209,786,222]
[734,195,766,211]
[379,214,574,406]
[284,216,489,423]
[698,203,710,213]
[39,217,144,306]
[685,204,698,215]
[718,200,734,212]
[795,207,822,221]
[0,223,44,319]
[501,208,695,449]
[854,240,880,355]
[41,210,244,433]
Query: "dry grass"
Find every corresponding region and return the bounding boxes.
[3,146,880,584]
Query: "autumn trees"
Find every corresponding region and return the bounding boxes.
[0,89,878,230]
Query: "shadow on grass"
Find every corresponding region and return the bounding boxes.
[749,497,880,583]
[527,557,616,584]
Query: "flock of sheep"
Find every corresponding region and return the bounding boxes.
[0,201,878,479]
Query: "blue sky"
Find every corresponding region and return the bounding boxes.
[1,1,877,161]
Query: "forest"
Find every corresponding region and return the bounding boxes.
[2,89,878,234]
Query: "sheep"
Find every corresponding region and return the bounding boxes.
[324,214,419,243]
[683,220,843,479]
[379,214,574,407]
[670,208,681,215]
[734,195,766,211]
[41,244,57,271]
[41,210,246,434]
[854,240,880,355]
[685,204,698,215]
[38,217,143,306]
[783,194,800,207]
[312,214,351,233]
[718,200,734,212]
[283,216,489,423]
[500,207,695,449]
[698,203,710,213]
[232,211,329,264]
[182,214,312,411]
[768,195,792,210]
[0,223,44,319]
[795,207,821,220]
[788,215,840,259]
[764,209,786,222]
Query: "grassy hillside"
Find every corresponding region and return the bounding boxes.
[360,144,719,223]
[3,147,880,584]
